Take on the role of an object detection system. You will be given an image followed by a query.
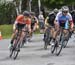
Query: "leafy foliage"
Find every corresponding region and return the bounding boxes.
[0,2,16,25]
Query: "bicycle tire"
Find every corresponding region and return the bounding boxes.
[55,35,63,56]
[13,43,20,60]
[9,47,14,58]
[51,32,63,56]
[13,50,19,60]
[51,42,56,54]
[44,27,51,50]
[62,40,68,48]
[9,38,17,58]
[56,43,63,56]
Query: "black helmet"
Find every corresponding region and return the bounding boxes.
[23,11,30,17]
[54,8,58,13]
[30,12,35,16]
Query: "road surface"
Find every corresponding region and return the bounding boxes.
[0,34,75,65]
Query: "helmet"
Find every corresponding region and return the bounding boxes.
[62,6,69,12]
[54,8,58,13]
[30,12,35,16]
[23,11,30,17]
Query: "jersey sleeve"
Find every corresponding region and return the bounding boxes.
[68,13,73,21]
[55,13,59,21]
[55,12,61,22]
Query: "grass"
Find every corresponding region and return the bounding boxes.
[0,25,13,39]
[0,24,40,39]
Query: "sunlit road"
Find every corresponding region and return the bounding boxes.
[0,34,75,65]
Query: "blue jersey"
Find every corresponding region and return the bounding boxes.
[55,12,72,23]
[55,12,72,29]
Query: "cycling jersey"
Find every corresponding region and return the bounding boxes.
[55,12,72,23]
[15,14,31,25]
[31,16,37,24]
[55,12,73,29]
[47,12,56,26]
[31,16,37,29]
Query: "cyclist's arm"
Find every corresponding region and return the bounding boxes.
[68,13,74,28]
[45,17,49,25]
[34,17,39,30]
[13,21,18,30]
[54,13,59,25]
[27,19,31,32]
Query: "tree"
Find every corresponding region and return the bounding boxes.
[0,2,16,24]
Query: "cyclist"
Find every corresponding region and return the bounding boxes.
[54,6,74,40]
[38,11,45,33]
[71,10,75,33]
[44,8,58,43]
[30,12,38,35]
[10,11,31,47]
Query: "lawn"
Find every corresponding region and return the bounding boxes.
[0,25,40,39]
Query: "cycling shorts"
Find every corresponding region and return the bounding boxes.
[59,22,69,29]
[16,23,26,31]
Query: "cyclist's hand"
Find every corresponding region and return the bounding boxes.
[36,25,39,29]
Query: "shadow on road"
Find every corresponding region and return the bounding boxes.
[0,56,10,61]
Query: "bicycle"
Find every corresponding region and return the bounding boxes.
[51,26,69,55]
[51,29,63,56]
[43,25,52,50]
[9,29,24,60]
[20,27,30,48]
[61,29,69,48]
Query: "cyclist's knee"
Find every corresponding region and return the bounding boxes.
[21,31,25,36]
[14,29,18,34]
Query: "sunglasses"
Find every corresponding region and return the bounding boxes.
[63,11,68,13]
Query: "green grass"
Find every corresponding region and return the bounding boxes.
[0,25,13,39]
[0,25,40,39]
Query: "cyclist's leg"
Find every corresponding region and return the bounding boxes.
[19,24,26,42]
[51,27,55,38]
[63,21,69,37]
[31,23,34,37]
[10,24,19,45]
[52,24,59,41]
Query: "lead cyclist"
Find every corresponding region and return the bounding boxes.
[54,6,74,41]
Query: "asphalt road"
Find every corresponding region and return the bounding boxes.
[0,34,75,65]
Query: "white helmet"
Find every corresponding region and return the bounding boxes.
[62,6,69,12]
